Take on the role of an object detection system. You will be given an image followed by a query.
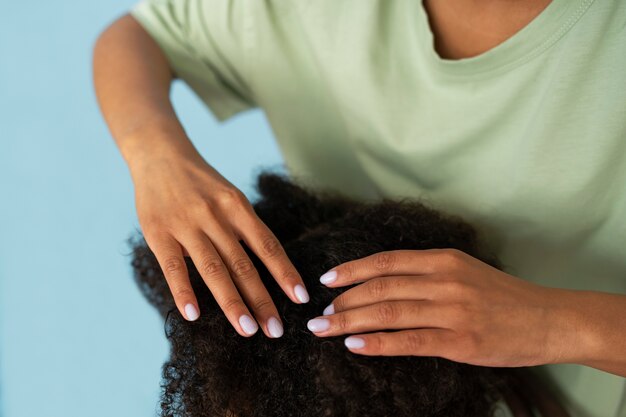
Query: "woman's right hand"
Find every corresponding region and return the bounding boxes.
[93,14,305,338]
[130,147,309,338]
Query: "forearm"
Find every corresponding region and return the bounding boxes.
[92,13,200,171]
[557,289,626,376]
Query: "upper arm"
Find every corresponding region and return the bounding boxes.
[129,0,257,121]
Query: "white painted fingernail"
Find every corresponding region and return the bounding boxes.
[184,304,199,321]
[345,336,365,349]
[319,270,337,285]
[323,303,335,316]
[267,317,284,338]
[307,318,330,332]
[294,284,310,303]
[239,314,259,335]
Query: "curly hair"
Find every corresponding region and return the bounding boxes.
[129,171,568,417]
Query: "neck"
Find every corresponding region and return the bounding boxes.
[422,0,553,59]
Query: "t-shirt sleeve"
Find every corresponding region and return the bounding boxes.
[129,0,257,121]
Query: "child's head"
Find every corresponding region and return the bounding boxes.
[129,171,538,417]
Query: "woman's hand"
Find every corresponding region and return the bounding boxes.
[131,149,309,338]
[306,248,589,367]
[94,15,308,338]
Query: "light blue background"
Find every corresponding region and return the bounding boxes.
[0,1,284,416]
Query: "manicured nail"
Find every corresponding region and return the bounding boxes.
[307,318,330,332]
[319,270,337,285]
[267,317,284,338]
[323,303,335,315]
[239,314,259,335]
[184,303,199,321]
[294,284,310,303]
[345,336,365,349]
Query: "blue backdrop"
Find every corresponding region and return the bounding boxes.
[0,1,284,416]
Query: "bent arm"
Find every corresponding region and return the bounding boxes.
[92,13,200,172]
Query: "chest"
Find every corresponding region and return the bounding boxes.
[252,0,626,213]
[421,0,553,59]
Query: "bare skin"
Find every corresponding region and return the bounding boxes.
[93,14,310,338]
[94,1,626,374]
[422,0,553,59]
[304,0,626,378]
[308,249,626,377]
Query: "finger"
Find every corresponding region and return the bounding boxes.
[319,248,467,288]
[343,329,455,356]
[327,275,441,315]
[307,300,452,337]
[145,233,199,322]
[234,208,309,304]
[202,224,284,338]
[181,231,259,337]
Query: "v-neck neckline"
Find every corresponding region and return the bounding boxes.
[415,0,595,78]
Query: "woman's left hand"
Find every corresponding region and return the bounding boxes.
[307,248,585,367]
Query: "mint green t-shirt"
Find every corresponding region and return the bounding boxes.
[129,1,626,415]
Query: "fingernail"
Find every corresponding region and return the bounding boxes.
[319,270,337,285]
[307,318,330,332]
[184,303,199,321]
[267,317,284,338]
[239,314,259,335]
[323,303,335,315]
[294,284,310,303]
[345,336,365,349]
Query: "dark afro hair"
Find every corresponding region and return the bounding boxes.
[129,171,568,417]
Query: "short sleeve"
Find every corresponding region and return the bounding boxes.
[129,0,257,121]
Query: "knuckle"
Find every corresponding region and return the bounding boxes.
[376,302,399,325]
[236,272,258,285]
[217,187,247,208]
[408,301,422,317]
[449,302,471,326]
[260,235,282,258]
[404,332,427,351]
[191,198,214,216]
[373,251,396,272]
[367,278,388,299]
[198,255,225,278]
[460,282,479,299]
[461,332,482,355]
[172,287,194,301]
[162,256,185,276]
[250,297,274,312]
[333,296,345,312]
[392,277,408,290]
[223,297,246,312]
[368,334,383,353]
[341,261,356,281]
[140,218,162,237]
[443,278,466,296]
[336,313,349,331]
[280,268,300,283]
[440,249,466,269]
[231,257,255,276]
